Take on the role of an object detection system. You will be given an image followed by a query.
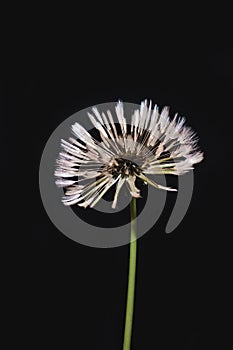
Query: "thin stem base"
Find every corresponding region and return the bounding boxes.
[123,198,137,350]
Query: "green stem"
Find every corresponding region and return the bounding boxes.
[123,197,137,350]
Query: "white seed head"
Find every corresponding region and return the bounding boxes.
[55,100,203,208]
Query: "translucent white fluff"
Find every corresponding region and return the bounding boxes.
[55,100,203,208]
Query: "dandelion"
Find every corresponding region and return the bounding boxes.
[55,100,203,350]
[55,100,203,209]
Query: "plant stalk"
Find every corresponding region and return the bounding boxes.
[123,197,137,350]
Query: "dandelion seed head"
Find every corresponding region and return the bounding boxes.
[55,100,203,208]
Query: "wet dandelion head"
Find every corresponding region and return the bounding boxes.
[55,100,203,208]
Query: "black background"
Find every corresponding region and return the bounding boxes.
[4,22,232,349]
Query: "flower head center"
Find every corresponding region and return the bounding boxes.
[107,157,142,179]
